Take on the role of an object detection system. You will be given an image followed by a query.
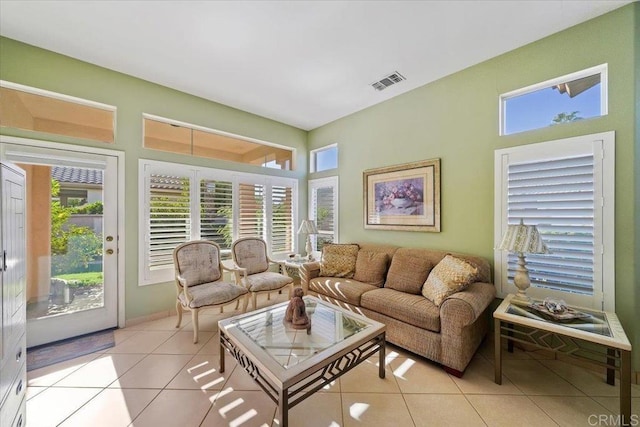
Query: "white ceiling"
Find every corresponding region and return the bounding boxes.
[0,1,632,130]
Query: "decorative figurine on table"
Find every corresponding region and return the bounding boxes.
[284,287,311,333]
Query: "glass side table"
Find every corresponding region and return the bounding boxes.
[283,258,308,286]
[493,294,632,425]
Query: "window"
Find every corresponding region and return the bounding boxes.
[500,64,607,135]
[310,144,338,172]
[309,177,339,252]
[0,81,116,143]
[143,114,294,170]
[199,179,233,249]
[139,160,297,285]
[147,173,191,281]
[271,185,294,253]
[494,132,615,310]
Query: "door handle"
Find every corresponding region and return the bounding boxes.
[106,249,114,255]
[2,250,6,271]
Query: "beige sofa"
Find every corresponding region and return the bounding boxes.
[300,243,496,376]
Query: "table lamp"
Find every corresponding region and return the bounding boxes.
[297,219,318,261]
[497,219,550,304]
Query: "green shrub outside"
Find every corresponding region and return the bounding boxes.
[54,272,103,287]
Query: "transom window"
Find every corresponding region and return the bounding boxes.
[143,114,295,171]
[500,64,607,135]
[310,144,338,172]
[0,81,116,143]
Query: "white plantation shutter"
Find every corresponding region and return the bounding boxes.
[309,177,338,251]
[271,185,293,253]
[494,132,615,310]
[200,179,233,254]
[147,173,191,274]
[140,160,298,285]
[506,154,595,295]
[238,183,265,239]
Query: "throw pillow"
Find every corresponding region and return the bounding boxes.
[319,244,360,278]
[353,251,389,287]
[384,253,432,294]
[422,254,480,306]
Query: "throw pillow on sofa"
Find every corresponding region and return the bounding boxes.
[384,253,432,294]
[353,251,389,287]
[319,244,360,278]
[422,254,480,306]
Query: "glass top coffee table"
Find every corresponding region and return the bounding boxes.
[219,295,386,427]
[494,294,632,425]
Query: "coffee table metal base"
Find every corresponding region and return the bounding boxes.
[220,330,385,427]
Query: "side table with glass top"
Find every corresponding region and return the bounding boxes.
[494,294,632,425]
[282,258,308,286]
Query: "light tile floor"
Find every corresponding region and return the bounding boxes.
[26,293,640,427]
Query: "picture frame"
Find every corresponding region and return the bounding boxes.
[363,158,440,232]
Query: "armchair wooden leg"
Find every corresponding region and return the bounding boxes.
[175,301,183,328]
[242,294,249,313]
[191,309,199,344]
[252,293,258,311]
[235,300,240,310]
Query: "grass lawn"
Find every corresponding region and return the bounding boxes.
[54,272,103,287]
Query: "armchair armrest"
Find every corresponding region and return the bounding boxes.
[175,274,187,287]
[267,257,290,277]
[300,261,321,293]
[221,261,248,287]
[174,274,195,306]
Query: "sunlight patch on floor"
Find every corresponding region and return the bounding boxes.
[349,402,370,420]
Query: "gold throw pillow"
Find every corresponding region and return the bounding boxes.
[422,254,480,306]
[319,244,360,278]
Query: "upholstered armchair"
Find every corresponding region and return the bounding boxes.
[173,240,249,343]
[231,237,294,310]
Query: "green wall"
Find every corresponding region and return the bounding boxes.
[309,4,639,369]
[634,2,640,376]
[0,36,308,320]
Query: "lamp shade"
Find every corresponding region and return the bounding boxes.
[297,219,318,235]
[497,219,550,254]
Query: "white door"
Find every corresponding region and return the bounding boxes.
[1,140,120,347]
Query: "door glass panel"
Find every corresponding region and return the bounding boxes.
[22,163,105,320]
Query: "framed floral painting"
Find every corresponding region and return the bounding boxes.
[363,158,440,232]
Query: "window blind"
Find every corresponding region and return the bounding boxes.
[200,179,233,252]
[148,173,191,271]
[238,183,264,239]
[311,181,337,251]
[506,154,594,295]
[271,185,293,253]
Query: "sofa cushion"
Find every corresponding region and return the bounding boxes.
[244,271,293,292]
[309,277,378,306]
[361,288,440,332]
[319,244,360,278]
[353,251,389,287]
[422,254,480,306]
[392,248,491,284]
[384,253,432,294]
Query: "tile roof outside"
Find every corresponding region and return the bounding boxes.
[51,166,103,185]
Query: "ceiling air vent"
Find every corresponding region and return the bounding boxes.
[371,72,406,91]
